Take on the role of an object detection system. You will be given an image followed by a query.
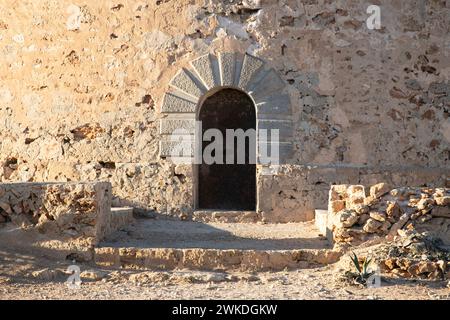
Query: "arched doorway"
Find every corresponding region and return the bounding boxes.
[197,88,256,210]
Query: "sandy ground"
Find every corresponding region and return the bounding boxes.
[0,249,449,300]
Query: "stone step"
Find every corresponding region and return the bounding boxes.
[94,246,342,272]
[192,210,260,223]
[314,209,328,237]
[94,219,340,271]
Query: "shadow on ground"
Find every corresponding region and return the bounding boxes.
[98,218,331,250]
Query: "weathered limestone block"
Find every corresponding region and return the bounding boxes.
[353,204,369,214]
[417,198,435,210]
[386,201,402,218]
[170,69,206,98]
[370,183,391,199]
[159,139,194,158]
[160,119,196,135]
[191,54,219,89]
[333,209,358,228]
[369,211,387,222]
[329,185,348,201]
[314,209,327,236]
[329,200,345,214]
[238,54,264,90]
[161,93,197,113]
[0,182,112,246]
[218,52,236,86]
[363,218,383,233]
[347,193,365,209]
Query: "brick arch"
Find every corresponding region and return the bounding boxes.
[159,52,293,163]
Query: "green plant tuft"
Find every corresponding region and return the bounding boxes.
[348,252,375,285]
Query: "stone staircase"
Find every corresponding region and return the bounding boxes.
[93,218,342,272]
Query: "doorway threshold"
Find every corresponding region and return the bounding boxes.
[193,210,260,223]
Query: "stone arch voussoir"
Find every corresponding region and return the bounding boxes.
[159,51,294,164]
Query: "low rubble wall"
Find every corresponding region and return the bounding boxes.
[327,183,450,246]
[0,182,112,260]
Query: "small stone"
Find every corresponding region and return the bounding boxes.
[369,211,386,222]
[333,209,358,228]
[384,258,397,270]
[396,258,412,271]
[346,195,365,209]
[386,201,402,218]
[206,273,227,283]
[363,218,383,233]
[370,183,391,199]
[353,204,369,214]
[346,185,365,196]
[434,196,450,206]
[31,268,64,281]
[364,195,378,206]
[80,270,108,281]
[416,198,434,210]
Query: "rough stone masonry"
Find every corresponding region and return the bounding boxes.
[0,0,449,222]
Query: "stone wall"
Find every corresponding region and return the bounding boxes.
[0,0,449,221]
[0,182,112,246]
[327,183,450,246]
